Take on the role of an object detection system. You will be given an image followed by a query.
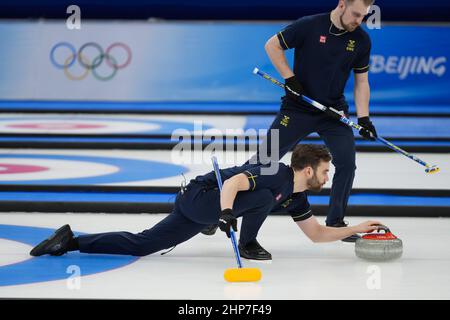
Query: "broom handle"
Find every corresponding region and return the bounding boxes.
[253,67,438,171]
[211,156,243,269]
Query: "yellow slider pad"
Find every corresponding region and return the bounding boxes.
[224,268,262,282]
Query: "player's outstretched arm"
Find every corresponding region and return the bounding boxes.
[296,216,382,243]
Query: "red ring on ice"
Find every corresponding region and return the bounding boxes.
[0,164,50,174]
[6,123,106,130]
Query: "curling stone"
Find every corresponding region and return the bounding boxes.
[355,225,403,261]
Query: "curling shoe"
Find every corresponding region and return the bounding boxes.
[30,224,74,256]
[239,239,272,261]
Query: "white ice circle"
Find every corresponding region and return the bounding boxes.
[0,158,119,181]
[0,239,32,267]
[0,119,160,134]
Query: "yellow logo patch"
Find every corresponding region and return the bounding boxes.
[280,115,290,127]
[346,39,356,52]
[281,198,293,208]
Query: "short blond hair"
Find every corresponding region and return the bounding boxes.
[346,0,375,6]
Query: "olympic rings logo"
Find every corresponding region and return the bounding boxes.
[50,42,132,81]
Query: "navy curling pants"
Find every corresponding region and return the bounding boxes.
[249,98,356,225]
[78,183,274,256]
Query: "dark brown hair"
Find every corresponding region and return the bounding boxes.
[291,144,332,171]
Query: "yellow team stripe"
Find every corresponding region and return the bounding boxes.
[353,64,370,71]
[278,32,289,49]
[292,209,312,220]
[245,171,257,191]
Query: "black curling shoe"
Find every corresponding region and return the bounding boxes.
[238,239,272,261]
[30,224,74,257]
[328,220,361,243]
